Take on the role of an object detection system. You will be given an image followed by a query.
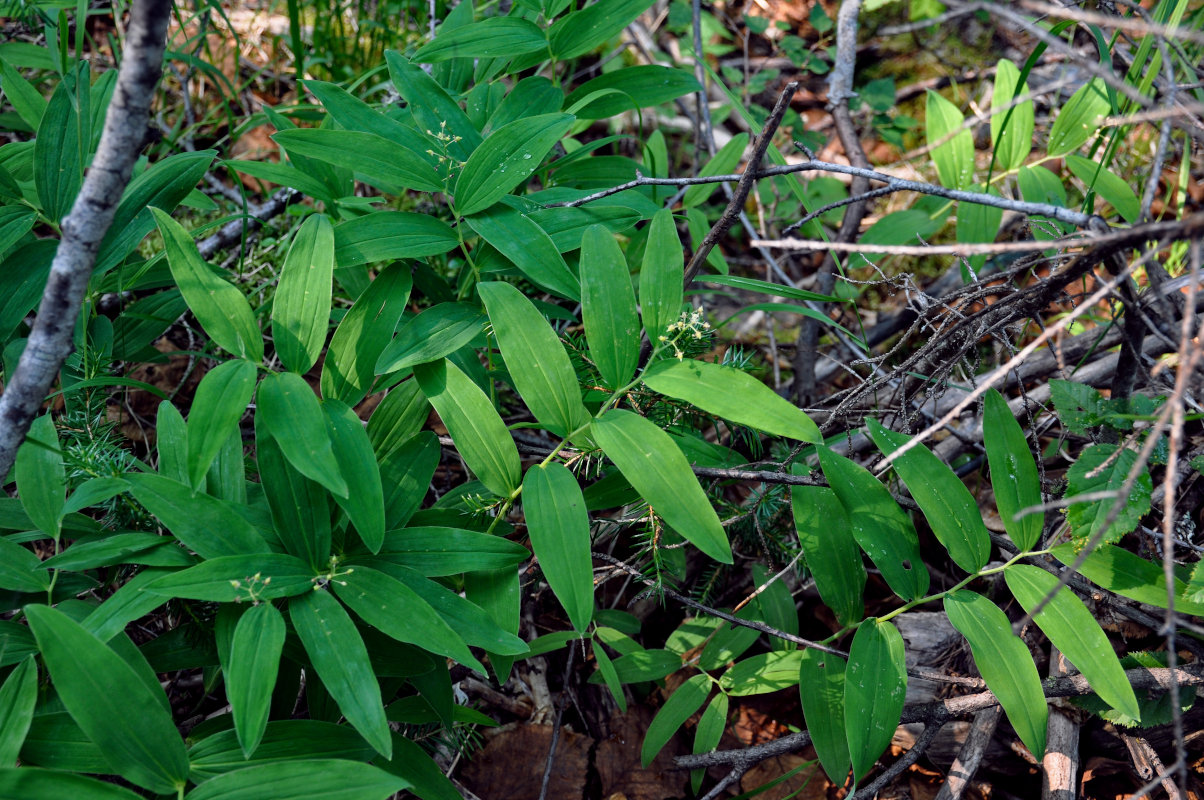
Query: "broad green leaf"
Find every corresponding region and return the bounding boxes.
[321,261,412,406]
[379,431,441,530]
[454,113,574,216]
[333,212,458,267]
[926,89,974,189]
[15,414,64,539]
[0,622,35,668]
[466,205,579,300]
[256,430,332,569]
[0,241,53,343]
[792,485,864,625]
[274,129,442,194]
[955,184,1004,272]
[1065,444,1151,545]
[186,360,256,488]
[751,562,798,647]
[368,381,429,459]
[851,208,946,267]
[82,568,173,643]
[323,400,386,553]
[697,605,762,671]
[480,281,589,436]
[258,372,347,497]
[700,274,839,302]
[0,769,143,800]
[334,566,483,672]
[0,206,35,255]
[377,734,462,800]
[639,208,684,341]
[990,59,1034,172]
[465,568,522,682]
[414,359,521,498]
[816,447,928,600]
[415,18,548,62]
[488,76,563,131]
[642,673,709,767]
[866,419,990,572]
[290,590,393,758]
[1047,78,1110,157]
[302,79,437,161]
[0,58,47,129]
[593,641,626,712]
[565,66,702,119]
[595,648,681,683]
[38,532,180,572]
[1017,163,1071,240]
[373,526,529,575]
[153,208,263,361]
[1052,543,1204,617]
[691,692,728,792]
[799,648,849,784]
[227,159,335,207]
[33,80,81,223]
[0,656,36,766]
[227,602,285,758]
[184,760,406,800]
[983,389,1043,551]
[549,0,656,59]
[844,619,906,781]
[592,409,731,563]
[524,462,594,632]
[581,224,639,389]
[375,302,484,374]
[1005,564,1141,720]
[643,359,821,443]
[125,474,269,558]
[0,536,50,593]
[187,721,373,781]
[143,554,316,601]
[385,52,481,162]
[25,605,189,794]
[272,214,335,374]
[945,590,1047,758]
[720,651,803,696]
[1065,154,1140,223]
[683,133,749,208]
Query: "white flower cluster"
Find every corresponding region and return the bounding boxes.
[657,308,711,360]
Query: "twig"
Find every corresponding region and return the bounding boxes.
[0,0,172,479]
[197,186,299,261]
[933,706,1002,800]
[1042,647,1081,800]
[536,645,577,800]
[849,721,945,799]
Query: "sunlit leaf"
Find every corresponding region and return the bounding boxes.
[844,619,905,781]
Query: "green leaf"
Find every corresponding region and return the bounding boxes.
[1065,154,1140,223]
[799,648,849,784]
[466,205,579,300]
[945,590,1047,758]
[323,400,386,553]
[33,80,81,222]
[643,359,821,443]
[926,89,974,189]
[415,17,548,62]
[373,526,529,575]
[226,159,335,207]
[0,656,36,766]
[81,568,172,643]
[565,66,702,119]
[549,0,656,59]
[290,590,393,758]
[302,80,437,162]
[15,414,64,539]
[321,261,412,405]
[593,641,626,712]
[414,359,521,498]
[1052,543,1204,617]
[153,208,263,361]
[592,409,732,563]
[816,447,928,600]
[638,207,684,341]
[990,59,1034,171]
[0,206,35,255]
[334,566,483,672]
[700,274,840,302]
[274,129,443,194]
[720,651,803,696]
[272,214,335,374]
[524,462,594,632]
[791,485,864,625]
[0,537,49,594]
[682,133,749,207]
[125,474,269,558]
[0,768,143,800]
[599,648,681,683]
[1065,444,1151,545]
[333,212,458,267]
[1005,564,1141,720]
[25,605,189,794]
[581,224,639,389]
[454,113,573,216]
[186,721,374,781]
[844,618,906,781]
[385,52,481,162]
[1047,78,1110,157]
[256,431,331,569]
[480,281,589,436]
[642,673,709,767]
[39,532,179,572]
[375,302,484,375]
[184,760,406,800]
[258,371,347,497]
[955,184,1004,272]
[187,360,256,488]
[376,734,462,800]
[143,554,316,601]
[691,691,727,791]
[0,58,47,129]
[368,381,429,459]
[866,419,990,572]
[379,431,441,530]
[227,602,286,758]
[983,389,1042,551]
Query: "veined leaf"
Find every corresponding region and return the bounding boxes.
[227,602,286,758]
[955,184,1003,273]
[272,213,335,374]
[642,673,709,767]
[187,359,256,488]
[372,526,529,575]
[592,409,732,563]
[414,359,521,498]
[466,205,579,300]
[367,381,429,459]
[0,769,143,800]
[983,389,1042,551]
[273,129,442,193]
[990,59,1034,172]
[143,554,316,602]
[581,224,639,389]
[125,474,269,558]
[691,692,727,791]
[593,649,681,683]
[1052,543,1204,617]
[333,212,458,267]
[926,89,974,189]
[866,419,990,572]
[799,648,849,784]
[643,359,821,443]
[15,414,64,540]
[720,651,803,696]
[593,641,626,712]
[414,18,548,63]
[0,656,36,766]
[33,80,81,223]
[323,400,386,553]
[257,372,348,498]
[186,721,374,781]
[549,0,656,59]
[184,760,406,800]
[302,80,437,161]
[945,590,1047,758]
[1005,564,1140,720]
[1065,154,1140,223]
[565,66,701,120]
[1065,444,1151,545]
[638,207,684,341]
[385,52,481,162]
[0,537,49,594]
[454,113,573,216]
[321,261,412,406]
[700,274,839,302]
[524,462,594,632]
[792,485,864,625]
[376,302,484,374]
[379,431,441,530]
[1048,78,1110,157]
[844,619,906,781]
[25,605,189,794]
[290,590,392,758]
[256,430,332,569]
[479,281,589,436]
[683,133,748,207]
